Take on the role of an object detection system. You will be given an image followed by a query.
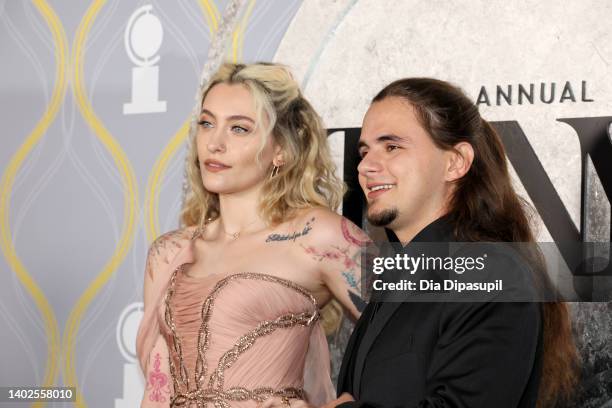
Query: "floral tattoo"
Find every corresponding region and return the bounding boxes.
[309,218,370,311]
[146,230,187,278]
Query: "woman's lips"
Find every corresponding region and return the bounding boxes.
[204,160,231,172]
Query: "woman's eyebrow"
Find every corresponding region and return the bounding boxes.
[227,115,255,123]
[200,108,215,117]
[199,109,254,123]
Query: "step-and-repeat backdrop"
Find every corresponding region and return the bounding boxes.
[1,1,610,407]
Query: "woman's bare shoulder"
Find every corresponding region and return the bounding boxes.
[145,226,197,278]
[292,207,370,247]
[292,206,340,224]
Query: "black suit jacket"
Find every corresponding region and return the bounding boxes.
[336,218,543,408]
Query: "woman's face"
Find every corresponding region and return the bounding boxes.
[197,83,280,196]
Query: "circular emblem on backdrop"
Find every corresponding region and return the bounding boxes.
[123,4,167,114]
[125,4,163,67]
[116,302,144,363]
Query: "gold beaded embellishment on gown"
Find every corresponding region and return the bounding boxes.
[163,265,320,408]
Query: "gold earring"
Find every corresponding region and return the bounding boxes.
[271,165,280,178]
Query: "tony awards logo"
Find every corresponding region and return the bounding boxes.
[123,5,167,114]
[115,302,145,408]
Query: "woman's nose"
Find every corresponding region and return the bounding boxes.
[206,129,226,153]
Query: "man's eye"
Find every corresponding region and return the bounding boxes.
[359,150,368,159]
[231,125,249,134]
[198,120,213,128]
[386,145,399,152]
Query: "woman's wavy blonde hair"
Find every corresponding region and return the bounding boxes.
[181,62,346,333]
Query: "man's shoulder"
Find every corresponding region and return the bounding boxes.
[452,241,533,271]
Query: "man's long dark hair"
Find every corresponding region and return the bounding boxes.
[373,78,579,407]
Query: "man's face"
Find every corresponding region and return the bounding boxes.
[357,97,451,236]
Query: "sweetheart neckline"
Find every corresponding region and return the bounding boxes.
[173,262,320,306]
[175,262,316,299]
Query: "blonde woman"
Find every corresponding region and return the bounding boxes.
[136,63,369,408]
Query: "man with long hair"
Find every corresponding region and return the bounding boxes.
[330,78,578,408]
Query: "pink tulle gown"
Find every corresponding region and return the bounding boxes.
[137,230,335,408]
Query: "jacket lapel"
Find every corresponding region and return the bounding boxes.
[353,301,402,396]
[337,301,374,393]
[349,217,454,396]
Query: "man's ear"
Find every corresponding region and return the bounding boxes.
[445,141,474,182]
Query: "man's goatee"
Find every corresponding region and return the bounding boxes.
[367,208,398,226]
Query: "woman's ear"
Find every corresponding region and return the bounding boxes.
[272,145,285,167]
[445,141,474,182]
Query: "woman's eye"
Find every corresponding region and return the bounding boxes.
[198,120,213,128]
[359,150,368,159]
[231,125,249,134]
